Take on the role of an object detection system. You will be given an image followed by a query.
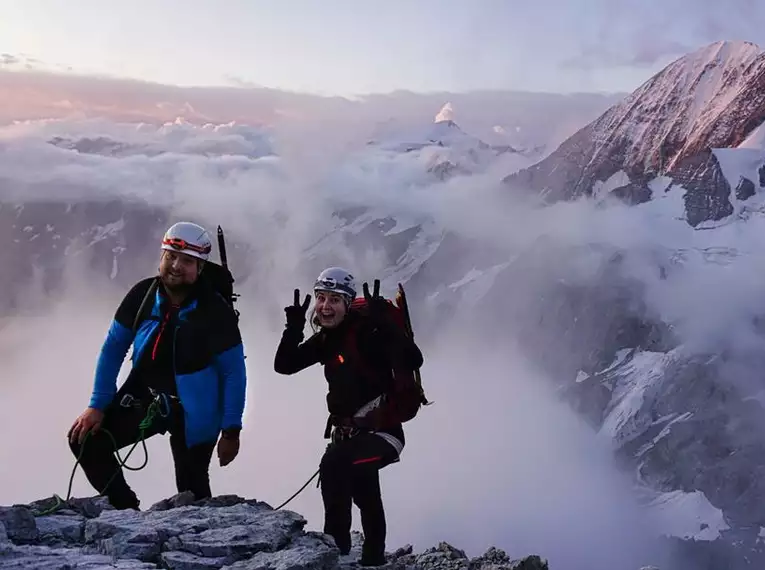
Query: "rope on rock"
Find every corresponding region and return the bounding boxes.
[35,395,324,516]
[273,468,320,510]
[34,398,162,517]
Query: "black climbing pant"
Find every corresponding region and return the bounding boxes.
[319,431,399,564]
[68,396,217,510]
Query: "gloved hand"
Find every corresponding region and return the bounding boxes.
[362,280,391,326]
[284,288,311,329]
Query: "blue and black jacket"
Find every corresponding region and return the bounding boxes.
[88,276,247,447]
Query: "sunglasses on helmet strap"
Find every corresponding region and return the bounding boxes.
[162,237,211,255]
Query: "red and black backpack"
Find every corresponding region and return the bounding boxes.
[334,284,430,426]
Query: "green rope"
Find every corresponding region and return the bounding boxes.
[36,397,319,517]
[34,399,162,517]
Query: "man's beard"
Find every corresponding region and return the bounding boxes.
[161,273,194,295]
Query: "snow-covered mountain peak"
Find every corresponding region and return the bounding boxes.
[362,114,533,181]
[423,118,475,145]
[368,115,479,153]
[591,39,765,174]
[434,101,455,123]
[504,39,765,226]
[690,39,762,69]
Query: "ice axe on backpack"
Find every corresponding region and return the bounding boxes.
[216,225,240,313]
[395,282,431,406]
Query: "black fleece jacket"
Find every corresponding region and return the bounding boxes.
[274,309,423,443]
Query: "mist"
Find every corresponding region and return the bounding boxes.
[3,111,764,569]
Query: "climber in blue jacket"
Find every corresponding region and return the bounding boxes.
[67,221,247,510]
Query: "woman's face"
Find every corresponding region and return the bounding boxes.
[315,291,348,328]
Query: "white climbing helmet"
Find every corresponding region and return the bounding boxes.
[160,221,213,261]
[314,267,357,300]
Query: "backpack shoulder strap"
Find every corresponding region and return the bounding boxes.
[132,277,159,335]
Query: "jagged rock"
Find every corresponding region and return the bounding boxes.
[0,545,158,568]
[0,520,155,569]
[735,177,756,200]
[385,542,548,570]
[27,495,114,520]
[193,495,253,509]
[83,501,304,563]
[35,514,85,545]
[148,490,198,511]
[0,494,549,570]
[223,532,338,570]
[0,506,38,543]
[160,549,231,569]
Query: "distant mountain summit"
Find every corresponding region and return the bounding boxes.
[366,103,535,180]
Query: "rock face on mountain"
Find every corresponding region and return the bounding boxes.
[503,40,765,226]
[0,492,549,570]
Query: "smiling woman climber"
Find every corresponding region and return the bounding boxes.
[273,267,425,567]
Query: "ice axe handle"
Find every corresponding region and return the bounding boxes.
[217,225,228,268]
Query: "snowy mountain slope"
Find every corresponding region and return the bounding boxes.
[0,198,173,315]
[563,343,765,563]
[504,40,765,227]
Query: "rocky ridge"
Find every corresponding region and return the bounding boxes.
[0,492,549,570]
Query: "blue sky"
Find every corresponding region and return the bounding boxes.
[1,0,763,96]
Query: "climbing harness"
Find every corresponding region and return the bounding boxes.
[33,395,164,517]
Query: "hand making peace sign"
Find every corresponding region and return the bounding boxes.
[284,288,311,328]
[362,279,389,324]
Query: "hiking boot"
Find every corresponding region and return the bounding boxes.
[359,552,387,567]
[360,541,386,567]
[107,490,140,511]
[328,532,351,555]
